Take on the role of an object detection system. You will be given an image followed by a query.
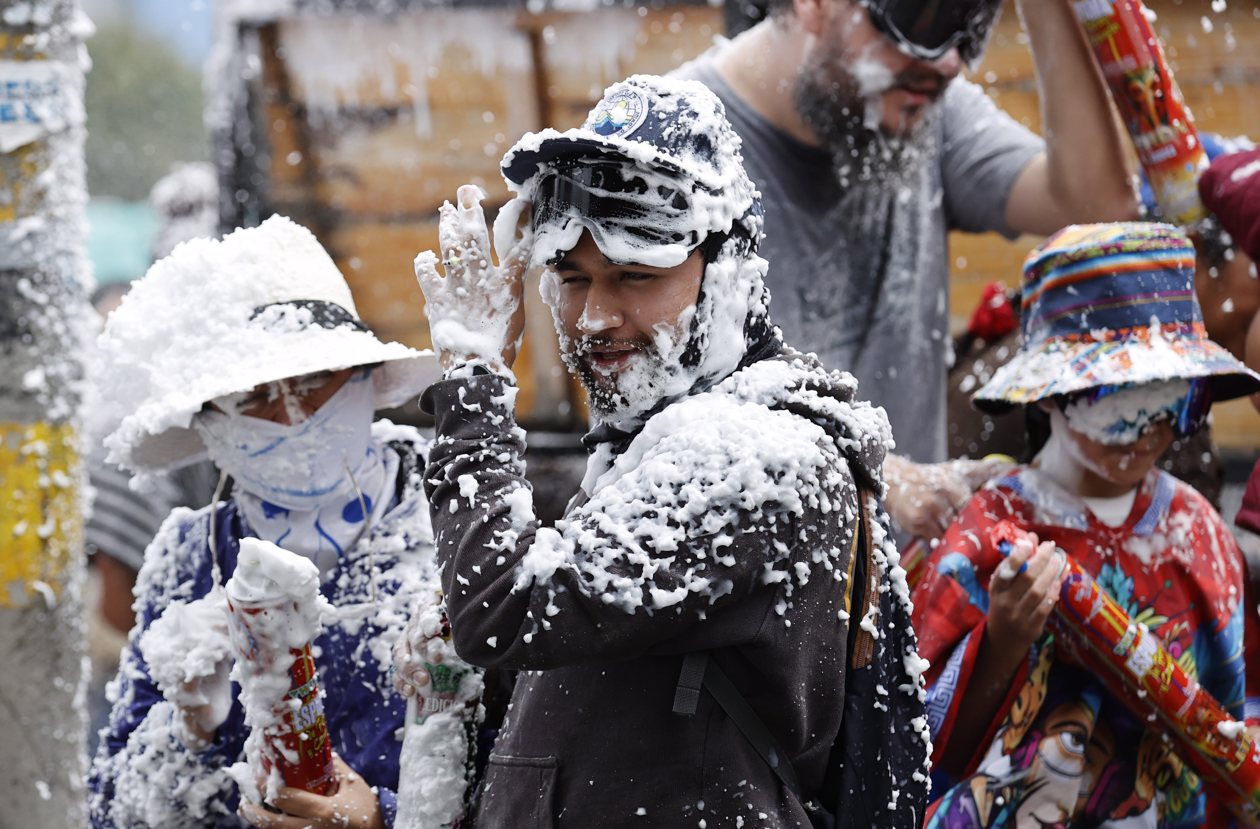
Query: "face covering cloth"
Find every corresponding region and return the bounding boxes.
[195,370,396,570]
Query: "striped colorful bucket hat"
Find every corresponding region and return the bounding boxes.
[973,222,1260,412]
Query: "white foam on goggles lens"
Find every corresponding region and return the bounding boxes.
[1062,379,1193,445]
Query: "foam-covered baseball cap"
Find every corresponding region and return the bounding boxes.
[502,75,740,193]
[501,74,763,268]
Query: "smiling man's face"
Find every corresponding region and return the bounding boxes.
[550,229,705,418]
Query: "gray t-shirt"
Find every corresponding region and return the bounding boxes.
[680,60,1043,463]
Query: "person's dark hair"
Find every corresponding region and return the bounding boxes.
[1142,202,1235,272]
[1191,218,1235,272]
[1023,405,1052,461]
[763,0,794,19]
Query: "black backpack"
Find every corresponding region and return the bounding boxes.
[672,490,930,828]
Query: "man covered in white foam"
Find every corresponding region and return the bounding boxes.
[400,75,930,827]
[87,216,478,829]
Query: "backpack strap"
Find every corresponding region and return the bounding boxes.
[674,651,805,802]
[671,652,707,717]
[845,489,879,669]
[819,491,875,813]
[671,486,871,807]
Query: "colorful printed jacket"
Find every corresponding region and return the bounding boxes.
[913,466,1246,828]
[88,426,436,829]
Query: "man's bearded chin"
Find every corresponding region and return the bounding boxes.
[793,51,932,187]
[561,335,674,421]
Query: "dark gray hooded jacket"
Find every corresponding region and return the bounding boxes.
[420,348,930,828]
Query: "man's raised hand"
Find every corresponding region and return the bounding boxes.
[414,184,531,373]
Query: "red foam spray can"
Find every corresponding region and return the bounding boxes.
[225,539,337,796]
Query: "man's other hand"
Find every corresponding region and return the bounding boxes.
[884,455,1013,539]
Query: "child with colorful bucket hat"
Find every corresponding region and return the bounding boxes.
[910,222,1260,827]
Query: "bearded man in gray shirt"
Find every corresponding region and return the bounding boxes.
[679,0,1137,539]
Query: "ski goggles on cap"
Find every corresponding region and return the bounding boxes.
[531,160,704,264]
[1057,378,1212,443]
[863,0,1003,63]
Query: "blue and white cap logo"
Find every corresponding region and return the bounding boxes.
[587,88,648,139]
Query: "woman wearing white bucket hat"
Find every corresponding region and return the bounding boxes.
[87,217,472,829]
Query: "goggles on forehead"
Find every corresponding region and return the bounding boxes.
[864,0,1003,64]
[1057,378,1213,441]
[531,160,704,263]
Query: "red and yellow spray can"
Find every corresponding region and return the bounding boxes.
[225,595,337,795]
[1072,0,1209,225]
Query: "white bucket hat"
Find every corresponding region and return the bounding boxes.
[95,215,439,473]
